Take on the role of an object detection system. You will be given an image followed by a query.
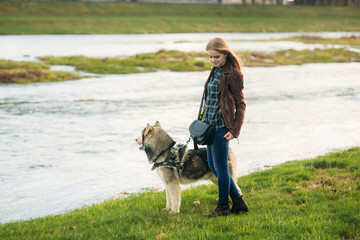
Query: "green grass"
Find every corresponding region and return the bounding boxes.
[0,60,83,84]
[1,147,359,239]
[0,3,359,34]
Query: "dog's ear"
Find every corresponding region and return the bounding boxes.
[155,121,161,128]
[144,123,152,136]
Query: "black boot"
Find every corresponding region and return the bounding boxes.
[204,203,231,218]
[231,197,248,214]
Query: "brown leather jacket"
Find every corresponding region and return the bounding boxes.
[204,60,246,138]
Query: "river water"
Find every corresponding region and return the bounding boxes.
[0,33,359,223]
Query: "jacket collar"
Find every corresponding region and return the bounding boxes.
[218,60,233,93]
[210,60,233,74]
[205,60,233,91]
[221,60,234,74]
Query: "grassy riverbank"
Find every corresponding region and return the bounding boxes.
[0,60,83,84]
[0,3,359,34]
[0,147,359,239]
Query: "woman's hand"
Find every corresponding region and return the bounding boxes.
[224,131,234,140]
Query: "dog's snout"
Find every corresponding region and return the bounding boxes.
[136,136,142,145]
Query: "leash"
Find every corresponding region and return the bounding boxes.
[184,136,192,148]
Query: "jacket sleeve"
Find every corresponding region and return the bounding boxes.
[229,71,246,138]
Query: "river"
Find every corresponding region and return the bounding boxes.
[0,32,359,223]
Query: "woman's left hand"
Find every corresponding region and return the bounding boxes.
[224,131,234,140]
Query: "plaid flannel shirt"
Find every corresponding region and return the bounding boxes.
[203,66,226,131]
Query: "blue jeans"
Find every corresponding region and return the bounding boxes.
[207,127,241,205]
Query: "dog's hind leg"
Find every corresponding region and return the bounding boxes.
[228,150,242,195]
[232,175,242,196]
[209,173,218,185]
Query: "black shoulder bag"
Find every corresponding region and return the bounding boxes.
[189,91,215,149]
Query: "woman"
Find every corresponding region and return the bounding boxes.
[202,37,248,217]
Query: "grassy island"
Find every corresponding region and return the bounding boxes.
[1,147,359,239]
[2,45,359,84]
[39,48,360,74]
[0,60,83,84]
[280,35,360,48]
[39,51,213,74]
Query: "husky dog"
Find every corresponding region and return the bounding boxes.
[136,121,241,213]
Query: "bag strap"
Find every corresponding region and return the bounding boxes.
[193,137,199,150]
[194,90,206,150]
[197,90,205,121]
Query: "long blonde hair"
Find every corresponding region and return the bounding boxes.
[206,37,242,72]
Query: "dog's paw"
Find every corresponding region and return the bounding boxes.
[170,209,180,214]
[162,208,171,211]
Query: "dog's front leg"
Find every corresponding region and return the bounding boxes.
[164,187,172,210]
[158,168,172,211]
[167,180,181,213]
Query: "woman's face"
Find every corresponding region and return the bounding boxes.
[207,49,227,67]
